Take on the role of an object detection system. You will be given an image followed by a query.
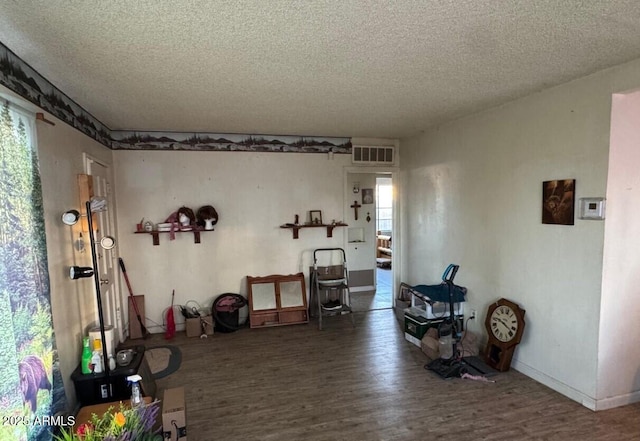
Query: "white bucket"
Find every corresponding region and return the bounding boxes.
[89,325,116,357]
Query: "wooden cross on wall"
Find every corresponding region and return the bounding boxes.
[350,201,361,220]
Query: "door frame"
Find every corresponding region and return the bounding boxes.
[343,166,400,305]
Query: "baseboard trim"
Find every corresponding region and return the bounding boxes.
[591,390,640,411]
[511,359,597,410]
[513,359,640,411]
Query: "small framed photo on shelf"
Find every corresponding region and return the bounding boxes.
[309,210,323,225]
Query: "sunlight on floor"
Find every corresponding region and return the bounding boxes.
[351,267,393,312]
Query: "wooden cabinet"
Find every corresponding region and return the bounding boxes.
[247,273,308,328]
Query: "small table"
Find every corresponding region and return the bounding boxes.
[71,345,156,406]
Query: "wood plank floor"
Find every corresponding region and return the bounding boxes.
[351,267,392,312]
[142,309,640,440]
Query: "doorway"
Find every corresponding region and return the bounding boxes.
[374,176,393,309]
[345,170,395,312]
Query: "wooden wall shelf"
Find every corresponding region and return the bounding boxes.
[134,229,210,246]
[280,223,347,239]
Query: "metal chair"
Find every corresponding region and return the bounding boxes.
[311,248,355,330]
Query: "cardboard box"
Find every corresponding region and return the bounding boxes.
[162,387,187,440]
[420,328,440,360]
[128,295,146,339]
[185,315,214,337]
[394,300,410,322]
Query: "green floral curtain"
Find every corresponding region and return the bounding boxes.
[0,100,65,440]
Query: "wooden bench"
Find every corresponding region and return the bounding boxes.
[377,235,391,257]
[376,234,392,268]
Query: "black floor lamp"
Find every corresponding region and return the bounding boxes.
[64,200,114,398]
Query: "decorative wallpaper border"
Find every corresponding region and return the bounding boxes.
[0,42,351,153]
[0,43,112,147]
[111,131,351,153]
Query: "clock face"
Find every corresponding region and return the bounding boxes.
[490,305,519,342]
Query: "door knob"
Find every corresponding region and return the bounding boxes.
[100,278,109,285]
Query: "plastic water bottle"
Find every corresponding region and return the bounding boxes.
[108,355,116,371]
[127,374,143,407]
[81,337,92,374]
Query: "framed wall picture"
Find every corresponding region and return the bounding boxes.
[309,210,323,225]
[362,188,374,204]
[542,179,575,225]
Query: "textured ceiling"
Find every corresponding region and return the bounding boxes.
[2,1,640,139]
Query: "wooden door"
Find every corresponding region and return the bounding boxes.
[85,155,125,344]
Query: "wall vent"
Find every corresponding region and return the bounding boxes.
[352,145,395,165]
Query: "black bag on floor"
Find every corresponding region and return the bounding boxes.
[212,293,248,333]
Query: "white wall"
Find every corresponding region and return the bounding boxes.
[345,172,377,271]
[598,90,640,408]
[400,58,640,409]
[1,86,116,408]
[113,150,352,332]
